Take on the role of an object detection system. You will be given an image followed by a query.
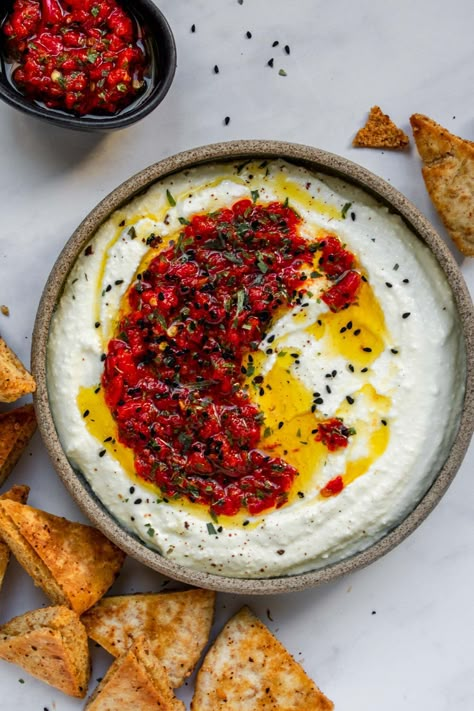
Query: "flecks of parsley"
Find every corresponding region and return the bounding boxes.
[207,522,217,535]
[341,202,352,219]
[166,189,176,206]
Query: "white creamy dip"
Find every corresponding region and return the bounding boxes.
[47,159,465,577]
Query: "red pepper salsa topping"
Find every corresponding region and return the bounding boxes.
[102,199,361,516]
[318,235,361,312]
[315,418,355,452]
[2,0,148,115]
[320,475,345,498]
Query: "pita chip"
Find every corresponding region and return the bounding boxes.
[192,606,334,710]
[82,588,215,687]
[0,338,36,403]
[353,105,409,150]
[0,499,125,614]
[410,113,474,256]
[85,636,185,710]
[0,404,36,486]
[0,605,90,697]
[0,485,29,591]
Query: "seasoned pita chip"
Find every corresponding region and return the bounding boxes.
[0,605,90,697]
[0,338,36,403]
[0,404,36,486]
[410,113,474,256]
[0,485,29,591]
[82,588,215,687]
[0,500,125,614]
[192,606,334,710]
[353,105,409,150]
[85,636,185,710]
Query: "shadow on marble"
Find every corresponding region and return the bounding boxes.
[7,109,105,176]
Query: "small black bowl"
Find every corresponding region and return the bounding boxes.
[0,0,176,131]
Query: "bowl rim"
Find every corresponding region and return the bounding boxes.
[0,0,177,131]
[32,140,474,594]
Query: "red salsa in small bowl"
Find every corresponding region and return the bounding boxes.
[0,0,175,129]
[2,0,149,115]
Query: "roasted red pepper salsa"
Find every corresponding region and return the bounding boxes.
[2,0,148,115]
[102,199,361,516]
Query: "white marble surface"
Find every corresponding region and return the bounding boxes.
[0,0,473,708]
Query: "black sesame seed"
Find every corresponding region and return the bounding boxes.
[385,282,392,288]
[115,279,124,285]
[346,321,352,329]
[402,312,411,319]
[326,385,331,394]
[311,405,316,413]
[100,353,106,362]
[350,211,356,221]
[246,30,252,38]
[267,58,274,67]
[104,436,112,442]
[393,263,399,271]
[129,486,135,494]
[332,369,337,377]
[346,395,355,405]
[214,65,219,74]
[277,549,285,555]
[191,24,196,32]
[272,40,279,47]
[403,278,410,284]
[314,397,324,405]
[362,347,372,352]
[361,367,368,373]
[98,449,106,457]
[381,419,387,426]
[266,348,273,355]
[339,326,347,334]
[391,348,399,354]
[243,520,249,526]
[353,328,361,336]
[134,498,142,504]
[105,284,112,292]
[224,116,230,125]
[284,44,290,54]
[267,334,275,343]
[297,491,305,498]
[94,321,100,328]
[259,387,265,396]
[278,421,284,429]
[83,409,90,418]
[348,364,354,373]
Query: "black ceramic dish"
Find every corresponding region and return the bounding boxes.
[0,0,176,131]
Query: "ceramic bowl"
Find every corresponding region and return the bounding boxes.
[32,141,474,594]
[0,0,176,131]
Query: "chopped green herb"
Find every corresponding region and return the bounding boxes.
[341,202,352,219]
[87,49,98,63]
[91,5,100,17]
[206,522,217,535]
[263,426,273,438]
[251,189,259,203]
[178,216,190,225]
[146,526,155,537]
[127,226,137,240]
[166,189,176,207]
[278,68,287,76]
[117,82,127,92]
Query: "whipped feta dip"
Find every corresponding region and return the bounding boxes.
[47,159,466,578]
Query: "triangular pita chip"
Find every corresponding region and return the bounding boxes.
[82,588,215,687]
[192,606,334,710]
[0,500,125,614]
[410,113,474,255]
[85,636,185,710]
[0,485,29,591]
[0,338,36,403]
[353,105,409,150]
[0,605,90,697]
[0,404,36,486]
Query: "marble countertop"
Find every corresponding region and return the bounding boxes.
[0,0,473,708]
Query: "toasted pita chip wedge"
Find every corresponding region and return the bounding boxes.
[0,605,90,697]
[410,113,474,256]
[82,588,215,687]
[0,404,36,486]
[0,338,36,403]
[192,606,334,710]
[0,485,29,591]
[353,105,409,150]
[0,500,125,614]
[85,636,185,710]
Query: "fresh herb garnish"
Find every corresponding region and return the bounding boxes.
[166,189,176,207]
[341,202,352,219]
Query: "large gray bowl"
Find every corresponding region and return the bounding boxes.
[32,141,474,594]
